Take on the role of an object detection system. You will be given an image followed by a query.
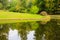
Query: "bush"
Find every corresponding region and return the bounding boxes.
[0,3,3,9]
[29,6,39,14]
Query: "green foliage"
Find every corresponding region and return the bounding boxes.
[30,6,39,14]
[45,0,57,14]
[0,3,3,9]
[7,0,17,11]
[30,22,39,30]
[0,0,8,9]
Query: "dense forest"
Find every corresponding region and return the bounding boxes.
[0,0,59,14]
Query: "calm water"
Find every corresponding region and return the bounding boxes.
[0,20,60,40]
[8,29,35,40]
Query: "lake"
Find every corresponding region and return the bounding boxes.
[0,20,60,40]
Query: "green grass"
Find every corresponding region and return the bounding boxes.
[0,10,50,24]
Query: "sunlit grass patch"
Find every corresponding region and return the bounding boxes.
[0,10,50,24]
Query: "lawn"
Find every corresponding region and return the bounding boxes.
[0,10,50,24]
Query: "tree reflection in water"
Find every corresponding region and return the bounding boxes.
[6,23,28,40]
[0,24,9,40]
[0,20,60,40]
[35,19,60,40]
[18,25,27,40]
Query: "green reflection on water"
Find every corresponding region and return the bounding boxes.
[0,19,60,40]
[0,24,9,40]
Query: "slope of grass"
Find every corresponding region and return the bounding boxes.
[0,10,50,24]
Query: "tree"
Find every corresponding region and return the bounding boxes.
[0,0,8,9]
